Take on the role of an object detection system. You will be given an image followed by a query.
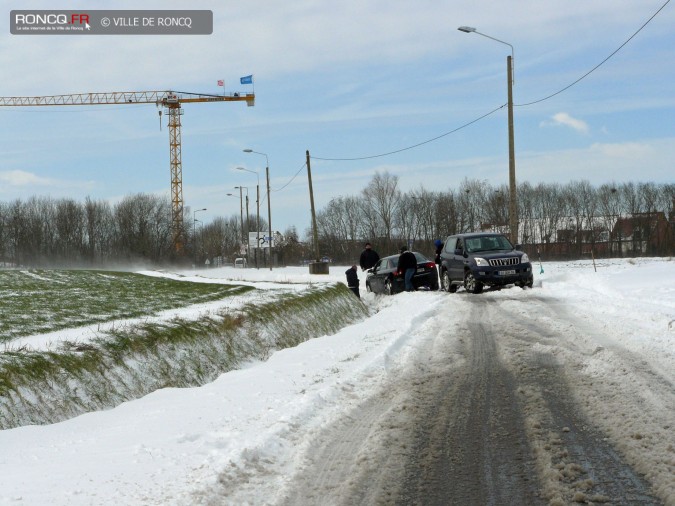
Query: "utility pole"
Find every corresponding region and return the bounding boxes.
[238,186,244,250]
[306,150,328,274]
[245,193,250,264]
[507,54,518,245]
[266,165,272,271]
[255,183,260,268]
[307,150,319,261]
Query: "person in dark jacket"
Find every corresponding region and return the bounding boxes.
[345,265,360,298]
[397,246,417,292]
[434,239,443,265]
[359,242,380,271]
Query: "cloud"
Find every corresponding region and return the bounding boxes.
[589,141,652,158]
[517,138,673,186]
[540,112,589,134]
[0,170,97,198]
[0,170,54,186]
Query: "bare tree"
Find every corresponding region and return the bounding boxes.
[201,216,240,263]
[457,178,489,233]
[55,199,85,264]
[316,197,362,261]
[435,190,458,239]
[113,194,172,263]
[409,187,441,248]
[85,197,115,265]
[0,202,7,264]
[361,171,402,251]
[395,194,420,250]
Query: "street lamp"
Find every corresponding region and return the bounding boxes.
[236,166,260,269]
[244,149,273,271]
[235,186,250,262]
[193,207,206,268]
[228,186,250,262]
[228,186,248,258]
[458,26,518,244]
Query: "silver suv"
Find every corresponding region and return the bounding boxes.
[439,233,533,294]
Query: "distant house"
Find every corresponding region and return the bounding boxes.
[499,212,673,259]
[611,212,671,256]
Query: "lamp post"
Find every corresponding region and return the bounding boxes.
[236,166,260,269]
[229,185,249,259]
[240,187,250,262]
[458,26,518,244]
[193,207,206,268]
[243,149,273,270]
[226,190,244,260]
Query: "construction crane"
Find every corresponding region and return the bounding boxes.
[0,89,255,253]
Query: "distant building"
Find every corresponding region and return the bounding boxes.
[612,212,671,256]
[485,212,673,259]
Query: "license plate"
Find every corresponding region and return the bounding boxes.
[498,270,516,275]
[416,267,425,273]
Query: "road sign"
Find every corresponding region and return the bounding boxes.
[248,232,274,249]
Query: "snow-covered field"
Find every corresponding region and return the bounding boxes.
[0,258,673,505]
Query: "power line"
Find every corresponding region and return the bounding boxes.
[271,162,307,192]
[312,104,506,161]
[516,0,671,107]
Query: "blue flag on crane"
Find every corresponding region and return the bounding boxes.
[240,75,253,85]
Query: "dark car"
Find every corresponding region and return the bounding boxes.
[439,233,533,294]
[366,252,439,295]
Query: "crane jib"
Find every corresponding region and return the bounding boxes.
[0,91,254,107]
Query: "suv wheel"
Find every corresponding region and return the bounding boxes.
[441,270,450,291]
[441,271,458,293]
[464,271,484,294]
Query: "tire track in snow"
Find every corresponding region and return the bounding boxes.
[277,303,455,505]
[275,289,667,505]
[394,297,544,505]
[480,295,663,505]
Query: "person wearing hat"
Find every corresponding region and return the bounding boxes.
[397,246,417,292]
[359,242,380,271]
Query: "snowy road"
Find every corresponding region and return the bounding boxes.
[275,292,664,505]
[1,259,673,506]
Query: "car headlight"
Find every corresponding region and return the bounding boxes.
[521,253,530,263]
[474,257,489,267]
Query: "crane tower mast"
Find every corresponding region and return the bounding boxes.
[0,89,255,253]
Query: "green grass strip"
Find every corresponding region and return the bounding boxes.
[0,283,368,429]
[0,269,253,342]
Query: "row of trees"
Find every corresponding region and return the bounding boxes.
[315,173,674,262]
[0,194,175,266]
[1,175,673,267]
[0,193,309,267]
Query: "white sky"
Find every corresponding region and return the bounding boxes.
[1,0,674,233]
[0,258,674,505]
